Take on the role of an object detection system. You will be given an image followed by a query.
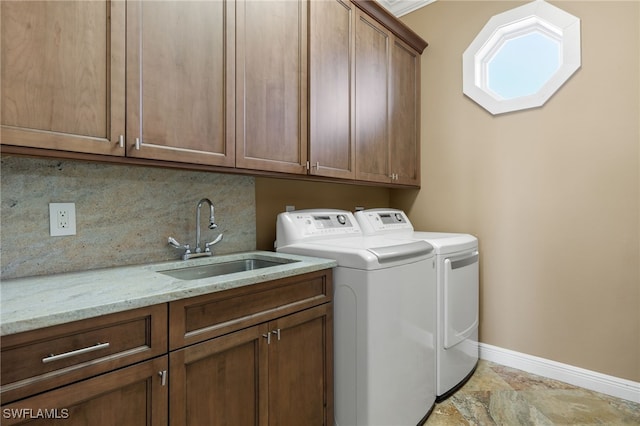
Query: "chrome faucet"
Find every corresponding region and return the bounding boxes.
[168,198,223,260]
[196,198,216,253]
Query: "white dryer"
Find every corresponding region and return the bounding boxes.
[275,209,437,426]
[355,209,479,400]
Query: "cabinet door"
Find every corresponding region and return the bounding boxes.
[235,0,308,174]
[126,1,234,166]
[0,357,167,426]
[354,8,391,184]
[170,324,269,426]
[268,304,333,426]
[0,1,125,156]
[309,0,355,179]
[390,38,421,186]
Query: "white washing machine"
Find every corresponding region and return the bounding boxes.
[275,209,437,426]
[355,209,479,400]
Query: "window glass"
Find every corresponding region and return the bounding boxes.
[487,31,561,100]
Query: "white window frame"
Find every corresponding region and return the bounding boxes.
[463,0,581,115]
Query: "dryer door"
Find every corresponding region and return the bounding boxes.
[443,251,479,349]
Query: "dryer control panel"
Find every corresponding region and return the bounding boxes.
[355,209,414,236]
[276,209,362,247]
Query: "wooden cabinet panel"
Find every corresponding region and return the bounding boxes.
[235,0,307,174]
[1,356,167,426]
[126,0,234,166]
[269,304,333,426]
[309,0,355,179]
[170,269,332,349]
[170,305,333,426]
[170,325,268,426]
[390,39,421,186]
[354,9,391,184]
[1,305,167,405]
[0,0,125,155]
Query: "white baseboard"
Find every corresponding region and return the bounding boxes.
[479,343,640,403]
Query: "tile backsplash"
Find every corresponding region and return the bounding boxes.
[1,156,256,280]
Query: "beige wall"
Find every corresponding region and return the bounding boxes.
[255,177,390,250]
[394,1,640,381]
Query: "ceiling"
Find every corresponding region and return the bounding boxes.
[376,0,437,17]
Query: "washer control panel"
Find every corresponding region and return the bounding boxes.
[355,208,414,235]
[276,209,361,246]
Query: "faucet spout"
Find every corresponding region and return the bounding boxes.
[168,197,222,260]
[196,198,216,253]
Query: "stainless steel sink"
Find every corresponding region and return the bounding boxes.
[158,258,298,280]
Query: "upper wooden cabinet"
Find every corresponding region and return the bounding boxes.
[126,0,235,166]
[235,0,308,174]
[314,0,424,186]
[353,5,422,186]
[0,0,125,155]
[309,0,356,180]
[1,0,426,187]
[390,38,421,186]
[354,8,392,184]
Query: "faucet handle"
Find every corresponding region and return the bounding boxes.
[204,234,223,252]
[168,237,190,252]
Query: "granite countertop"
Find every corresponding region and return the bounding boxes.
[0,251,336,336]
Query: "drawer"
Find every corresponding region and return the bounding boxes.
[170,269,332,349]
[1,304,167,404]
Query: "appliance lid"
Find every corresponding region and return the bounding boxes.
[277,236,433,269]
[412,231,478,254]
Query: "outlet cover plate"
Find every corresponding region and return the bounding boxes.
[49,203,76,236]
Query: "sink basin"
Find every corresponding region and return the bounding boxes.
[158,258,299,280]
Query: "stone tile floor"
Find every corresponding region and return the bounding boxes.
[423,360,640,425]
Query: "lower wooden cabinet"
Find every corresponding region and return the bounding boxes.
[1,357,168,426]
[1,270,334,425]
[170,304,333,426]
[268,304,333,426]
[170,324,268,425]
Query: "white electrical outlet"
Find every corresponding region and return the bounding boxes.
[49,203,76,236]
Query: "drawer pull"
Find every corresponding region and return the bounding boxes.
[42,342,110,364]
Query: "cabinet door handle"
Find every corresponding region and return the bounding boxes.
[158,370,167,386]
[118,135,124,148]
[42,342,110,364]
[271,329,281,341]
[135,138,142,150]
[262,333,271,344]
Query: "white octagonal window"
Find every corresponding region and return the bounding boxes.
[463,0,581,115]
